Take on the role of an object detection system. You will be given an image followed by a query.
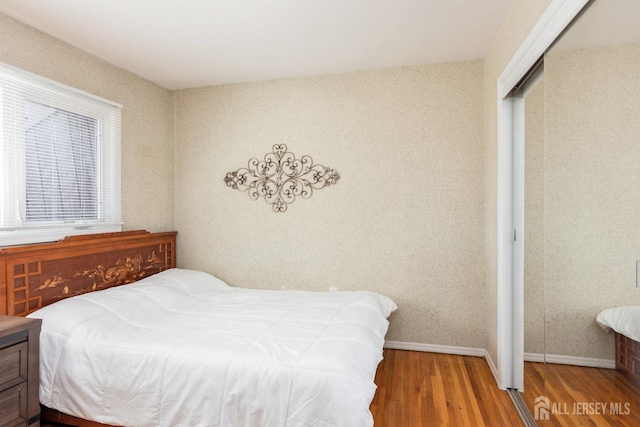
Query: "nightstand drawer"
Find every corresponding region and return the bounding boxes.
[0,341,28,391]
[0,382,27,426]
[0,316,41,426]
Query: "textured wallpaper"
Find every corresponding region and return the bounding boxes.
[7,1,612,360]
[0,12,174,233]
[541,43,640,360]
[1,6,488,349]
[524,79,545,355]
[174,62,486,347]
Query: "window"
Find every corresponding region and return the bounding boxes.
[0,62,122,246]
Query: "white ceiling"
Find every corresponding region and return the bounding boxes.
[0,0,513,90]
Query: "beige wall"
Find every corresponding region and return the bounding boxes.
[483,0,554,363]
[524,79,545,355]
[7,1,604,361]
[0,12,174,233]
[2,6,489,350]
[540,43,640,360]
[174,62,486,346]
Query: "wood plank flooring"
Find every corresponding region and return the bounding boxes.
[370,349,523,426]
[522,361,640,426]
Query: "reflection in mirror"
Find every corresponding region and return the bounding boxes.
[521,0,640,424]
[523,74,545,364]
[544,0,640,366]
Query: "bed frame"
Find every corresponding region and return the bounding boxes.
[0,230,176,317]
[616,332,640,388]
[0,230,176,427]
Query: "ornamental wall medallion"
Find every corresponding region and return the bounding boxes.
[224,144,340,212]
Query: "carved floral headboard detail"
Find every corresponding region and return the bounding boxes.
[0,230,176,316]
[224,144,340,212]
[36,251,165,300]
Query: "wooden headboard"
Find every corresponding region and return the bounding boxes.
[0,230,176,316]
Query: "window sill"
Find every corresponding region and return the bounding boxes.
[0,224,123,247]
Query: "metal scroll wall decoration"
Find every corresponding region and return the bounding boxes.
[224,144,340,212]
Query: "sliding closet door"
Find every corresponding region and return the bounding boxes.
[519,0,640,424]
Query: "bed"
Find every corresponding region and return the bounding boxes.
[597,306,640,387]
[0,230,396,427]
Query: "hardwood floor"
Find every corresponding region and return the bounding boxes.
[370,349,523,426]
[522,361,640,426]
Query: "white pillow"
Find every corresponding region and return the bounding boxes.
[596,306,640,342]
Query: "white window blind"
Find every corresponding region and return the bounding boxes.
[0,62,122,246]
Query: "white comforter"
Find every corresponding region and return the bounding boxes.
[597,306,640,342]
[28,268,396,427]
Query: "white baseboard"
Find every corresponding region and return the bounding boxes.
[484,350,503,390]
[383,341,505,389]
[524,352,615,369]
[384,340,485,357]
[381,343,615,389]
[523,352,545,363]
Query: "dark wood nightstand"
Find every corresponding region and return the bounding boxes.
[0,315,41,427]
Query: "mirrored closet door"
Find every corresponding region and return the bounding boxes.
[520,0,640,424]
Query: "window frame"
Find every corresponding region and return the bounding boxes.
[0,62,122,247]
